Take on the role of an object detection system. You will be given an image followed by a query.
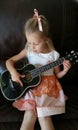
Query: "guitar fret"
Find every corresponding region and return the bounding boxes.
[52,62,57,67]
[30,57,65,78]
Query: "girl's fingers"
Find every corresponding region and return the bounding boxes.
[19,80,23,87]
[21,74,25,78]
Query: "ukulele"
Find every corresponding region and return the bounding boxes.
[0,50,78,101]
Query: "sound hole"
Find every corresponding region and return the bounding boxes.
[23,71,32,82]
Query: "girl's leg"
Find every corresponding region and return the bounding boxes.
[38,116,55,130]
[20,110,37,130]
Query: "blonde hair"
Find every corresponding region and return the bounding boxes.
[24,11,55,51]
[24,15,49,36]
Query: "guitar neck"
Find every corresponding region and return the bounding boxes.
[30,57,65,77]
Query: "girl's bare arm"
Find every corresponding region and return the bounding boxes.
[6,48,27,86]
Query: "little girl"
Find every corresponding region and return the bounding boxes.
[6,9,71,130]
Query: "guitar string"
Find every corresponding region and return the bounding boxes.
[22,52,78,80]
[24,57,65,80]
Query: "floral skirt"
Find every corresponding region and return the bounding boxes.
[13,75,66,117]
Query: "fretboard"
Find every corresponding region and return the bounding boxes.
[30,57,65,78]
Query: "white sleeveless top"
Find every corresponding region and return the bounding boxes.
[27,50,60,75]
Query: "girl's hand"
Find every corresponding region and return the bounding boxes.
[63,60,71,73]
[11,70,25,86]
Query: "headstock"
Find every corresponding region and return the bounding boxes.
[65,50,78,64]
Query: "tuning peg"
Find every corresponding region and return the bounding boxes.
[71,50,74,53]
[75,59,78,63]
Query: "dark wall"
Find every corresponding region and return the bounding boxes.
[0,0,78,56]
[0,0,77,57]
